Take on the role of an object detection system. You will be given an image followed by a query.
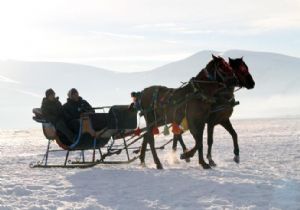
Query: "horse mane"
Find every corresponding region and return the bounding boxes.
[195,59,215,80]
[229,58,240,69]
[143,85,168,91]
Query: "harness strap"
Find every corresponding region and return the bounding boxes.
[190,79,198,92]
[138,80,216,117]
[152,88,159,109]
[152,87,160,127]
[211,100,240,113]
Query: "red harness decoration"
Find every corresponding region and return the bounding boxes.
[152,127,160,135]
[172,123,182,135]
[134,127,141,136]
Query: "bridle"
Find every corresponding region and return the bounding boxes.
[232,61,250,89]
[185,58,247,96]
[203,60,238,87]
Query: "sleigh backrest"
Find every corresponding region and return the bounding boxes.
[32,108,57,140]
[108,105,137,130]
[42,123,57,140]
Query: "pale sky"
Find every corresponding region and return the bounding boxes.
[0,0,299,72]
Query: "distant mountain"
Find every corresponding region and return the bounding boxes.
[1,49,300,128]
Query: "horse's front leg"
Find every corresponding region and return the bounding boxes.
[185,114,210,169]
[173,134,190,162]
[147,132,163,169]
[193,123,210,169]
[207,123,217,167]
[179,115,203,161]
[139,135,148,166]
[220,119,239,163]
[177,134,188,151]
[181,101,210,169]
[172,134,179,151]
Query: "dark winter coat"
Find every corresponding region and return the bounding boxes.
[41,97,63,124]
[62,97,93,123]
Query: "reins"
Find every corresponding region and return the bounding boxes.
[138,60,242,129]
[189,79,227,95]
[211,62,237,84]
[234,87,243,92]
[139,80,217,117]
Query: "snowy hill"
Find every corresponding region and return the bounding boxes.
[1,50,300,128]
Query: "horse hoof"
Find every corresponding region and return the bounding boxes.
[202,164,211,169]
[157,164,163,170]
[180,153,191,160]
[200,162,211,169]
[209,159,217,167]
[185,158,191,163]
[233,156,240,164]
[140,162,146,167]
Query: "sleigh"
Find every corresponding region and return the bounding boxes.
[31,105,143,168]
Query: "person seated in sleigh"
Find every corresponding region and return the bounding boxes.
[129,91,142,112]
[41,88,75,143]
[62,88,94,134]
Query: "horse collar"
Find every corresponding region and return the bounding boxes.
[189,79,199,92]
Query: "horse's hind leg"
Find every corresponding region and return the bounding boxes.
[220,119,239,163]
[207,123,217,167]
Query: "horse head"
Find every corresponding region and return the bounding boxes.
[229,57,255,89]
[195,54,237,87]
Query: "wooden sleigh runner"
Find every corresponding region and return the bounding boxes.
[31,105,141,168]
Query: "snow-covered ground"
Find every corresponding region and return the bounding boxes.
[0,118,300,210]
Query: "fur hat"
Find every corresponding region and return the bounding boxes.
[45,88,55,98]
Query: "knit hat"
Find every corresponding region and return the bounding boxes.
[68,88,78,98]
[45,88,55,98]
[131,92,137,97]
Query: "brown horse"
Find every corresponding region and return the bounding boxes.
[138,55,237,169]
[173,57,255,166]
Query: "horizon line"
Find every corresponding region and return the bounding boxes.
[0,49,299,73]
